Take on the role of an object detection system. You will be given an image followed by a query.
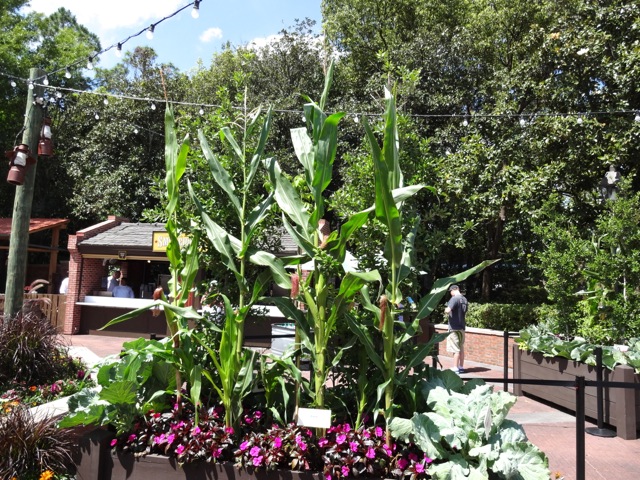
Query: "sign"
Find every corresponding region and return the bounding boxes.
[152,231,192,252]
[296,408,332,429]
[118,251,127,260]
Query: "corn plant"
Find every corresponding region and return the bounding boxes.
[187,105,291,429]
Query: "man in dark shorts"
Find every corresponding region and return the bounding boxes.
[445,285,468,374]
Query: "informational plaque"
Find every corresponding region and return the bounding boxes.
[296,408,332,428]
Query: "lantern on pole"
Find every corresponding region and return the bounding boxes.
[6,144,35,186]
[38,116,53,157]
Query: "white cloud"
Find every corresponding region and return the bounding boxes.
[199,27,223,43]
[246,34,282,50]
[25,0,184,33]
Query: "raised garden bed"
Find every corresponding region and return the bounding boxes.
[512,346,639,440]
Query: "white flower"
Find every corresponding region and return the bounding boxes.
[577,48,589,56]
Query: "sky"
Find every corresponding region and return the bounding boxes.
[25,0,322,73]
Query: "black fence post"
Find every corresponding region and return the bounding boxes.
[503,330,509,392]
[586,347,616,437]
[576,376,586,480]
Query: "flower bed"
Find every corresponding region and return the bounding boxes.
[513,346,639,439]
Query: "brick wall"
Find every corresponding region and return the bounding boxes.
[433,324,515,369]
[63,216,128,334]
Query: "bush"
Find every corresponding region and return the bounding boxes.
[0,406,75,479]
[464,303,538,331]
[0,308,73,387]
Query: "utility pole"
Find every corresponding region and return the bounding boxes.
[3,68,45,317]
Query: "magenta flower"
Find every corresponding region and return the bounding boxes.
[273,437,282,448]
[318,438,329,447]
[341,465,350,477]
[245,416,254,424]
[325,474,332,480]
[365,447,375,459]
[336,433,347,444]
[375,426,383,437]
[213,447,223,458]
[362,430,371,439]
[252,455,264,467]
[166,433,175,444]
[296,435,308,451]
[424,455,433,464]
[127,434,137,443]
[192,426,201,435]
[250,446,262,457]
[154,434,166,444]
[240,441,250,451]
[175,444,185,455]
[383,444,394,456]
[254,410,263,419]
[350,441,359,452]
[397,458,409,470]
[415,463,425,474]
[110,438,117,447]
[225,426,234,434]
[343,424,351,432]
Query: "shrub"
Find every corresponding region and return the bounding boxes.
[0,309,72,387]
[464,303,538,331]
[0,406,75,479]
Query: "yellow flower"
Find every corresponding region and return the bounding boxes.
[39,470,54,480]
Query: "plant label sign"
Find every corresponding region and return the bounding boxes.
[297,408,332,428]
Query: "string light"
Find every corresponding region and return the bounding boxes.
[462,118,468,127]
[10,79,16,87]
[65,67,71,79]
[28,80,33,90]
[42,75,49,86]
[199,105,205,115]
[192,0,200,19]
[94,112,100,120]
[86,57,94,70]
[519,118,527,127]
[577,116,583,124]
[146,25,155,40]
[103,96,109,105]
[150,102,156,111]
[635,112,640,122]
[115,43,123,58]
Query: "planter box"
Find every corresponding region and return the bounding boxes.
[73,428,323,480]
[513,346,640,440]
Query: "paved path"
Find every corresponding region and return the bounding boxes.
[63,334,640,479]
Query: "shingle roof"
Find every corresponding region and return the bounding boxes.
[79,222,165,248]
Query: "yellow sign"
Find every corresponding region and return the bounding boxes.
[152,231,192,252]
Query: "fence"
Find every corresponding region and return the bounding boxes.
[0,294,67,331]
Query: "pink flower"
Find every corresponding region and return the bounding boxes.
[250,446,261,457]
[336,433,347,444]
[240,441,249,451]
[383,444,393,456]
[192,426,201,435]
[415,463,425,474]
[154,434,166,444]
[175,444,185,455]
[245,416,254,424]
[173,403,179,411]
[325,474,332,480]
[166,433,175,444]
[252,456,264,467]
[273,437,282,448]
[318,438,329,447]
[254,411,263,419]
[213,447,223,458]
[127,434,137,443]
[365,447,375,459]
[362,430,371,439]
[349,441,359,452]
[343,424,351,432]
[374,426,383,437]
[110,438,117,447]
[225,426,234,434]
[341,466,350,477]
[296,436,307,451]
[397,458,409,470]
[424,455,433,464]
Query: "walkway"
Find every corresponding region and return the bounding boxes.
[63,334,640,480]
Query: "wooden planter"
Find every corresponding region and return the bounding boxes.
[73,428,324,480]
[512,346,640,440]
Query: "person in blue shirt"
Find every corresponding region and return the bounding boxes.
[444,285,468,374]
[112,277,135,298]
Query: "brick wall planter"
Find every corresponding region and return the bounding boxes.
[73,427,324,480]
[512,346,640,440]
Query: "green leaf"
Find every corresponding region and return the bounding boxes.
[265,157,312,237]
[247,249,291,289]
[247,107,272,187]
[99,380,138,405]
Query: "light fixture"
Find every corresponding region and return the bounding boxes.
[5,144,35,186]
[577,116,583,125]
[199,105,205,115]
[42,75,49,86]
[95,112,100,120]
[191,0,200,18]
[103,96,109,105]
[87,56,94,70]
[353,115,359,123]
[462,118,469,127]
[519,118,527,127]
[55,91,62,99]
[115,43,123,58]
[38,117,53,157]
[146,25,155,40]
[65,67,72,79]
[28,80,34,90]
[134,127,139,134]
[635,112,640,122]
[150,102,157,111]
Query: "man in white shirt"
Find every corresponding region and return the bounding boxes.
[59,276,69,294]
[107,270,121,293]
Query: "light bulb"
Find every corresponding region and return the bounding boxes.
[56,91,62,99]
[353,115,359,124]
[146,25,155,40]
[150,102,156,111]
[10,79,16,87]
[43,76,49,86]
[87,57,94,70]
[95,112,100,120]
[520,118,526,127]
[577,116,583,124]
[134,128,139,134]
[191,1,200,19]
[65,67,72,79]
[462,119,468,127]
[635,112,640,122]
[199,106,205,115]
[103,96,109,105]
[28,81,34,90]
[115,44,123,58]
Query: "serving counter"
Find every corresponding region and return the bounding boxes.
[77,295,168,337]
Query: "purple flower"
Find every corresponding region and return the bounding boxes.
[252,455,264,467]
[295,435,308,451]
[273,437,282,448]
[166,433,175,444]
[343,424,351,432]
[254,410,263,419]
[362,430,371,439]
[213,447,223,458]
[154,434,166,444]
[397,458,409,470]
[349,441,359,452]
[240,441,249,451]
[250,446,262,457]
[225,426,234,434]
[127,434,137,443]
[374,426,383,437]
[424,455,433,464]
[175,444,185,455]
[110,438,117,447]
[77,370,86,380]
[336,433,347,445]
[245,416,254,424]
[341,466,350,477]
[415,463,425,474]
[192,426,201,435]
[365,447,375,459]
[383,444,393,456]
[318,438,329,447]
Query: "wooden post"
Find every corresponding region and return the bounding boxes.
[3,68,45,317]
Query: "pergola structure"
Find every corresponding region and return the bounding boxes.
[0,217,69,293]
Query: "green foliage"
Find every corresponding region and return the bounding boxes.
[389,371,550,479]
[0,406,75,479]
[464,303,538,332]
[516,323,640,373]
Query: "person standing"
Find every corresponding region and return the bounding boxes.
[445,285,468,374]
[112,277,135,298]
[107,269,121,293]
[59,276,69,294]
